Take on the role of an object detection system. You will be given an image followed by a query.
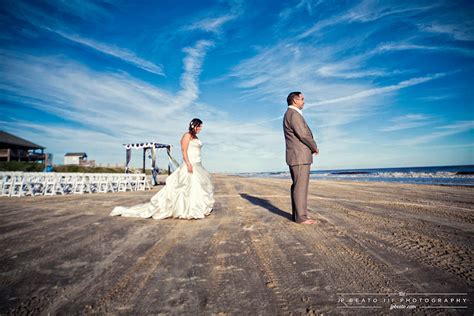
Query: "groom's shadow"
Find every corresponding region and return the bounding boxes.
[239,194,292,221]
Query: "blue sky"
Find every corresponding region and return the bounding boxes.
[0,0,473,172]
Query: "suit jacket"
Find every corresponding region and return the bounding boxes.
[283,108,318,166]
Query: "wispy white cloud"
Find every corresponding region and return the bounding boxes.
[231,42,368,102]
[418,22,474,42]
[305,73,448,109]
[231,37,450,107]
[315,64,410,79]
[381,114,433,132]
[186,14,237,33]
[176,40,214,106]
[344,1,438,23]
[0,38,214,146]
[0,51,173,135]
[373,42,474,57]
[279,0,323,19]
[182,0,243,35]
[397,120,474,146]
[439,120,474,131]
[418,94,454,102]
[50,30,165,76]
[0,38,213,132]
[2,0,165,76]
[298,1,439,39]
[230,74,447,128]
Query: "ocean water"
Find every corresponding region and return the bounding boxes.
[237,165,474,186]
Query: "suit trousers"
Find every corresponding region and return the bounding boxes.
[289,164,311,223]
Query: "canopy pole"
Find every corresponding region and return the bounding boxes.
[167,147,171,175]
[143,148,146,173]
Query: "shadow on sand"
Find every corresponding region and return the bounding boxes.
[239,193,292,221]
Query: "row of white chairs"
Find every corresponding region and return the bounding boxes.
[0,172,151,197]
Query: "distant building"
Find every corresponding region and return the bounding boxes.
[64,152,88,165]
[0,131,46,162]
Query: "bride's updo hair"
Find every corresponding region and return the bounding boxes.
[189,118,203,139]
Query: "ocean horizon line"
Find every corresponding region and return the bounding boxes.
[232,163,474,175]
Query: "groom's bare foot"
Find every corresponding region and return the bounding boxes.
[300,219,316,225]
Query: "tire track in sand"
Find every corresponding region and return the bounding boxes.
[313,199,473,285]
[85,220,197,314]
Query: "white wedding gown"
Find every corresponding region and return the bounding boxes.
[110,138,214,219]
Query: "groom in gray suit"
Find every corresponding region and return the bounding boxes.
[283,92,319,225]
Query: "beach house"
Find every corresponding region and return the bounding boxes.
[0,131,45,163]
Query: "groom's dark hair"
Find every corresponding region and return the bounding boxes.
[287,91,302,105]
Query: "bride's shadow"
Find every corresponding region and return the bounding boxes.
[239,193,292,221]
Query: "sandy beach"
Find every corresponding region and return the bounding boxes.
[0,175,472,314]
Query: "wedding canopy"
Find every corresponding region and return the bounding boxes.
[123,142,176,183]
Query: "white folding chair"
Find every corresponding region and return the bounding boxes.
[117,174,131,192]
[107,174,118,193]
[58,173,76,195]
[1,172,21,197]
[137,174,150,191]
[88,174,99,193]
[31,173,47,196]
[10,174,26,197]
[44,173,59,196]
[72,173,89,194]
[83,174,92,194]
[20,173,34,196]
[0,172,13,196]
[98,174,112,193]
[129,174,140,191]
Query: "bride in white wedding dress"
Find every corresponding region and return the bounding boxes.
[110,118,214,219]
